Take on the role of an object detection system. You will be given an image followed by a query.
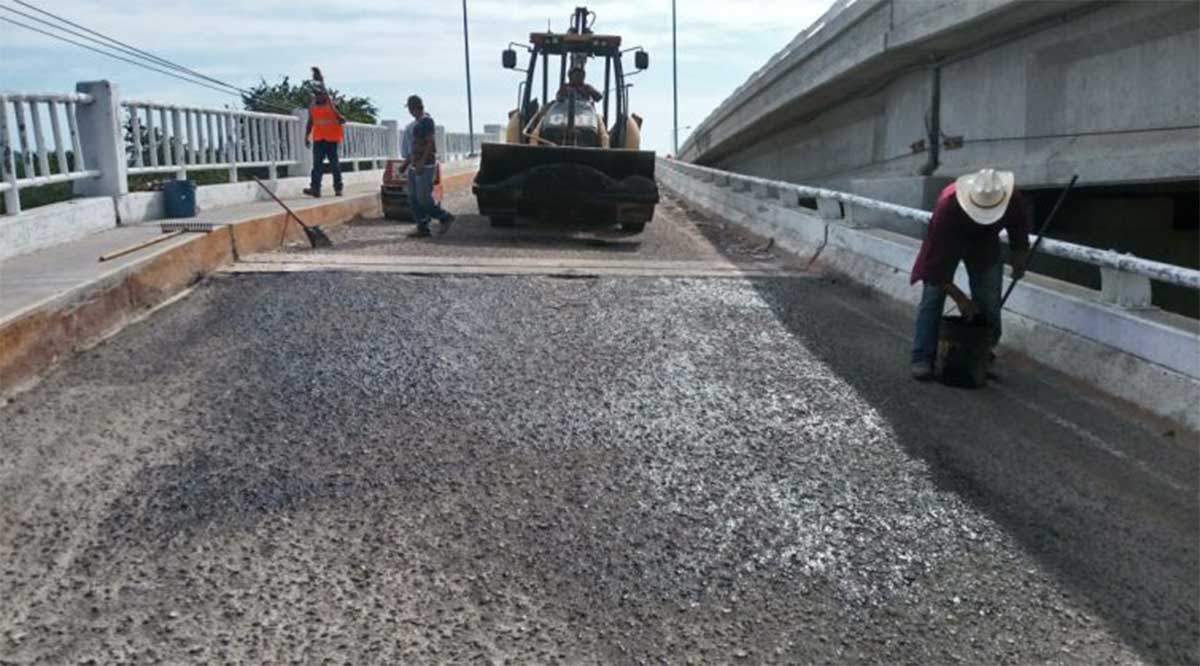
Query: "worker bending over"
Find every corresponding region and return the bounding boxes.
[303,88,346,198]
[910,168,1030,380]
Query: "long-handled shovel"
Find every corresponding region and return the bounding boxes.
[252,177,333,249]
[1000,174,1078,308]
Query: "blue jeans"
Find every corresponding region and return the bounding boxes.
[310,140,342,193]
[911,261,1004,365]
[408,166,450,232]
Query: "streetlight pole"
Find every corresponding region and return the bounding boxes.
[672,0,678,155]
[462,0,476,156]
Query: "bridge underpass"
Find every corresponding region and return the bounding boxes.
[2,187,1196,664]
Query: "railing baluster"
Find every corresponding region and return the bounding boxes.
[160,107,171,167]
[257,117,266,163]
[1,95,21,215]
[226,113,237,181]
[130,106,144,169]
[29,100,50,177]
[242,117,252,163]
[171,108,184,177]
[14,101,34,180]
[206,112,216,165]
[48,100,69,176]
[66,101,85,172]
[215,112,225,165]
[187,110,198,166]
[147,107,158,168]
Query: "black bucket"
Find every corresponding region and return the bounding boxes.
[163,180,196,218]
[936,315,992,388]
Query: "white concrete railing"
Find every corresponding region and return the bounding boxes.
[435,130,500,162]
[2,80,405,218]
[122,100,303,182]
[0,92,101,215]
[661,159,1200,308]
[340,121,392,165]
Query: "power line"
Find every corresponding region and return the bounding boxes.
[2,5,302,116]
[11,0,248,96]
[6,1,359,118]
[1,16,243,99]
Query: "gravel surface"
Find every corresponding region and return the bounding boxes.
[1,192,1196,664]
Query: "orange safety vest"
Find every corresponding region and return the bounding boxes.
[310,102,344,143]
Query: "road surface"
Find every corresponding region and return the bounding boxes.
[1,190,1196,664]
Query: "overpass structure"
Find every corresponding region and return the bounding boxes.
[680,0,1198,192]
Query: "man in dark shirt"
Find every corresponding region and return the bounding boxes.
[910,168,1030,380]
[404,95,454,237]
[556,66,602,103]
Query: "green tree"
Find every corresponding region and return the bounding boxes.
[241,76,379,123]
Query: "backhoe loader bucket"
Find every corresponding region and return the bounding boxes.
[473,143,659,228]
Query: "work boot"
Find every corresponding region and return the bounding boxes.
[437,213,455,235]
[303,187,321,198]
[408,227,432,238]
[910,362,934,381]
[334,188,344,197]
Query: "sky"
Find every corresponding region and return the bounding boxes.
[1,0,835,154]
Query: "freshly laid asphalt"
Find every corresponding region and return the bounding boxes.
[1,191,1196,665]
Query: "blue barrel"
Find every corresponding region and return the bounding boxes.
[163,180,196,218]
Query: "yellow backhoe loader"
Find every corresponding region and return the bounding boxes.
[473,6,659,233]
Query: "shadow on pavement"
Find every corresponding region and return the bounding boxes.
[692,211,1199,663]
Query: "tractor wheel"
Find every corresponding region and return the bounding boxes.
[620,222,646,234]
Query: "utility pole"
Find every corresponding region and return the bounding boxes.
[672,0,679,155]
[462,0,476,156]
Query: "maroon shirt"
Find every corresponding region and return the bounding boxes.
[910,183,1030,285]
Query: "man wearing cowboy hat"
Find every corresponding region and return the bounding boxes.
[910,168,1031,380]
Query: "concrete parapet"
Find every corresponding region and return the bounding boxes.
[0,198,116,261]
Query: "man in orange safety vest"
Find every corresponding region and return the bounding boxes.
[303,89,346,197]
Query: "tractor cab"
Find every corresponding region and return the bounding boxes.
[501,7,648,150]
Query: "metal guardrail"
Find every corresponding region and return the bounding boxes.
[1,92,101,214]
[661,158,1200,292]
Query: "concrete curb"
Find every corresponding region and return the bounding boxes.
[0,170,477,395]
[658,164,1200,431]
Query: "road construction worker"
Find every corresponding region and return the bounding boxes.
[404,95,454,237]
[910,168,1031,380]
[303,89,345,198]
[556,66,602,103]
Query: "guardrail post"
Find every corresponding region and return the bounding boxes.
[72,81,128,198]
[1101,267,1154,309]
[382,120,400,160]
[816,197,844,220]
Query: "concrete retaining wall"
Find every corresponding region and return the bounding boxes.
[658,161,1200,430]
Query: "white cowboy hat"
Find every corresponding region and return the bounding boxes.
[956,168,1015,225]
